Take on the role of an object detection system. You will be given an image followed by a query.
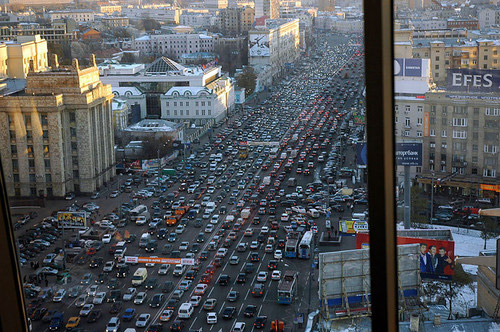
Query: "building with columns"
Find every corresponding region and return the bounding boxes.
[0,55,115,198]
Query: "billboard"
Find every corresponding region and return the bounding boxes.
[58,211,87,229]
[249,33,270,57]
[123,256,195,265]
[395,142,422,166]
[356,143,367,166]
[339,220,369,234]
[446,69,500,93]
[394,58,430,77]
[356,232,455,281]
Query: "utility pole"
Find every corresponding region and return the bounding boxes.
[430,173,435,223]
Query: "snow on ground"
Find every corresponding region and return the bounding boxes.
[452,282,477,317]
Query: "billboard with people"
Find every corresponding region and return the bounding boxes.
[57,212,87,229]
[356,232,455,281]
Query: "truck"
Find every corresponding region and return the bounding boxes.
[166,214,182,226]
[162,169,176,176]
[263,176,271,186]
[175,206,189,216]
[241,208,251,220]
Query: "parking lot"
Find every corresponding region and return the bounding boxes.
[18,32,368,332]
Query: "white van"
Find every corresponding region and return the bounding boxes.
[178,302,194,319]
[139,233,151,248]
[308,209,320,218]
[132,268,147,286]
[205,202,216,214]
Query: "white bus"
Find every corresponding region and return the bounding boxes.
[298,231,313,259]
[130,205,149,220]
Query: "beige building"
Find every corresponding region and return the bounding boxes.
[0,35,48,79]
[255,0,280,19]
[216,6,255,36]
[99,5,122,15]
[0,22,78,43]
[102,16,130,28]
[48,10,95,23]
[0,56,115,198]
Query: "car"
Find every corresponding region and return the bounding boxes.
[237,242,248,252]
[218,274,230,286]
[179,280,192,291]
[233,322,246,332]
[150,293,166,308]
[268,260,278,270]
[243,305,257,317]
[81,273,93,284]
[134,292,147,305]
[236,272,247,284]
[257,271,268,282]
[172,289,184,300]
[123,288,137,301]
[145,278,158,289]
[88,285,99,296]
[162,281,174,293]
[222,307,236,320]
[274,249,283,259]
[89,257,104,268]
[203,298,217,310]
[229,255,240,265]
[79,303,94,317]
[109,301,122,314]
[264,244,273,253]
[102,234,112,243]
[250,252,260,262]
[207,312,218,324]
[179,241,189,251]
[160,309,174,322]
[205,224,214,233]
[250,241,259,250]
[193,283,208,295]
[158,264,170,275]
[52,289,66,302]
[110,190,120,198]
[74,293,88,307]
[169,320,185,331]
[93,292,106,304]
[122,308,136,322]
[254,316,268,329]
[87,309,102,323]
[216,248,228,257]
[227,290,240,302]
[103,260,115,272]
[190,295,202,307]
[252,283,265,297]
[106,317,120,332]
[244,229,254,237]
[65,316,80,330]
[136,313,151,327]
[271,270,282,280]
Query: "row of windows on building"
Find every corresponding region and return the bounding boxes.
[165,101,211,107]
[399,105,500,116]
[165,109,212,116]
[429,141,499,152]
[427,164,497,177]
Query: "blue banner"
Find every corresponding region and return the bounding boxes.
[395,143,422,166]
[446,69,500,93]
[356,143,367,166]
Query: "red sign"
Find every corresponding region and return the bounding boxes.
[356,233,454,280]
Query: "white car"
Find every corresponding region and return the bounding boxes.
[79,303,94,316]
[175,225,185,234]
[88,285,99,296]
[190,295,202,307]
[75,294,88,307]
[103,261,115,272]
[216,248,228,258]
[274,249,283,259]
[210,214,220,224]
[52,289,66,303]
[93,292,106,304]
[292,206,306,214]
[271,270,282,281]
[158,264,170,275]
[281,213,289,222]
[160,309,174,322]
[134,292,147,304]
[205,224,214,233]
[193,283,208,295]
[257,271,268,282]
[145,256,158,267]
[123,288,137,301]
[135,313,151,328]
[207,312,218,324]
[179,242,189,251]
[109,190,120,198]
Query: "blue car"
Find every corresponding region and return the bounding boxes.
[48,312,63,331]
[122,308,136,322]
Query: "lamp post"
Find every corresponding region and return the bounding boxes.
[430,172,435,223]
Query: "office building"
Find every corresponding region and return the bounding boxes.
[255,0,280,19]
[0,56,115,197]
[216,6,255,36]
[0,35,48,79]
[0,21,78,43]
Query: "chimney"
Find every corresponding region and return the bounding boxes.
[51,54,59,69]
[72,58,80,71]
[90,53,96,67]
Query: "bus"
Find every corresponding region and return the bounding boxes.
[298,231,313,259]
[130,205,149,219]
[284,232,300,258]
[277,271,298,304]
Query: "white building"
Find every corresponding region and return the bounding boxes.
[112,87,147,122]
[160,77,235,126]
[132,34,216,56]
[205,0,229,9]
[48,10,94,23]
[410,18,447,30]
[121,7,181,24]
[248,18,300,89]
[180,12,216,28]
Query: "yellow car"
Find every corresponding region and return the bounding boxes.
[65,316,80,330]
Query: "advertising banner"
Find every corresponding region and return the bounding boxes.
[339,220,369,234]
[356,143,367,166]
[395,142,422,166]
[57,211,87,229]
[356,233,455,280]
[249,33,270,57]
[122,256,195,265]
[446,69,500,93]
[394,58,428,77]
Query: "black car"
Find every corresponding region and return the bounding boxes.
[157,228,167,239]
[89,257,103,268]
[169,320,185,331]
[116,264,129,278]
[199,251,209,260]
[30,307,47,321]
[165,298,178,311]
[107,290,121,302]
[236,272,247,284]
[222,307,236,320]
[87,310,102,323]
[252,283,265,297]
[184,269,197,280]
[243,305,257,317]
[162,281,174,293]
[146,240,158,252]
[147,323,164,332]
[254,316,268,329]
[97,273,108,284]
[107,278,120,289]
[268,260,278,270]
[218,274,231,286]
[149,294,165,308]
[109,301,122,314]
[245,263,255,274]
[145,278,158,289]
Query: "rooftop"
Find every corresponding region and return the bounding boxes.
[124,119,182,132]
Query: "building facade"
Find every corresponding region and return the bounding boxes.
[132,34,216,56]
[0,57,115,198]
[216,6,255,36]
[180,12,215,28]
[255,0,280,19]
[102,17,130,28]
[0,22,78,43]
[318,0,335,12]
[48,10,95,23]
[0,35,48,79]
[99,5,122,15]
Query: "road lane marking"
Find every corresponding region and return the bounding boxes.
[189,316,198,330]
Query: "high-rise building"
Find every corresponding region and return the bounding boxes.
[255,0,280,19]
[205,0,229,9]
[0,55,115,198]
[216,6,255,36]
[318,0,335,12]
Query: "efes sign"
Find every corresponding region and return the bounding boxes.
[447,69,500,93]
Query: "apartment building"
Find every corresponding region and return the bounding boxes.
[133,33,216,56]
[216,6,255,36]
[0,22,78,43]
[255,0,280,19]
[48,10,95,23]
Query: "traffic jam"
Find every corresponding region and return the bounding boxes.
[21,33,366,332]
